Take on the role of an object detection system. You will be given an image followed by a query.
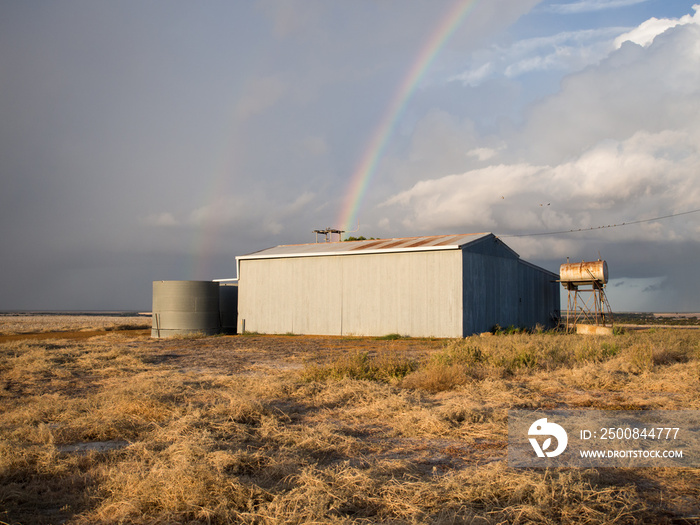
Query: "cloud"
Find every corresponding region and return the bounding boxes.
[452,27,626,87]
[235,75,288,120]
[452,6,700,90]
[285,191,316,215]
[374,4,700,294]
[189,195,280,234]
[144,212,179,227]
[255,0,326,39]
[382,163,543,232]
[505,29,623,76]
[546,0,650,15]
[467,147,499,161]
[510,22,700,165]
[3,1,700,312]
[186,190,317,237]
[614,4,700,47]
[456,62,494,87]
[605,276,667,311]
[298,136,328,157]
[382,127,700,247]
[643,277,667,293]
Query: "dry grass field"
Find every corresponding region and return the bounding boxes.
[0,314,151,336]
[1,316,699,524]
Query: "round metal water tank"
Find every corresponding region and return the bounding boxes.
[559,260,608,286]
[152,280,220,338]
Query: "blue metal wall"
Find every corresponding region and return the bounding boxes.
[461,235,559,335]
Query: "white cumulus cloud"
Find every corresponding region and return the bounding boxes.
[382,127,700,248]
[614,4,700,47]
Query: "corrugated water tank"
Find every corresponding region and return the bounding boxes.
[152,280,220,338]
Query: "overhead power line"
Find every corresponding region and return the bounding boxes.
[499,207,700,238]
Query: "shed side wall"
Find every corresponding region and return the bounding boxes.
[238,257,342,335]
[238,250,462,337]
[517,262,560,329]
[461,247,519,335]
[460,236,560,335]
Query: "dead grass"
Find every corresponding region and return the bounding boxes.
[0,313,150,335]
[0,322,699,523]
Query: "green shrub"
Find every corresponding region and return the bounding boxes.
[376,333,404,341]
[492,324,531,335]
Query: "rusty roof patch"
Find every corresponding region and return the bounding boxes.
[238,233,493,260]
[403,238,434,248]
[433,235,464,246]
[376,240,410,249]
[350,240,386,250]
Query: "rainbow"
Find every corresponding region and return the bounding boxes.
[336,0,480,234]
[191,108,245,280]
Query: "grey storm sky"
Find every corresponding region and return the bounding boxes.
[1,0,699,311]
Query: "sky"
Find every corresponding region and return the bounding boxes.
[1,0,700,312]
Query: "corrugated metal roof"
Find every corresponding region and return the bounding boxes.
[238,233,494,260]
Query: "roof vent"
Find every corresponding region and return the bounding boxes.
[313,227,344,242]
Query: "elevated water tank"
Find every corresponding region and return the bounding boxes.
[152,280,220,338]
[559,260,608,286]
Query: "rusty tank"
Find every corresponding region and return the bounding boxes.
[559,260,608,286]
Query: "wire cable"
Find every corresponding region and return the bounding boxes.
[499,207,700,238]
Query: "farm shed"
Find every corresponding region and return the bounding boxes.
[236,233,560,337]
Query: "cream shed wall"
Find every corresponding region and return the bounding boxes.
[237,249,463,337]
